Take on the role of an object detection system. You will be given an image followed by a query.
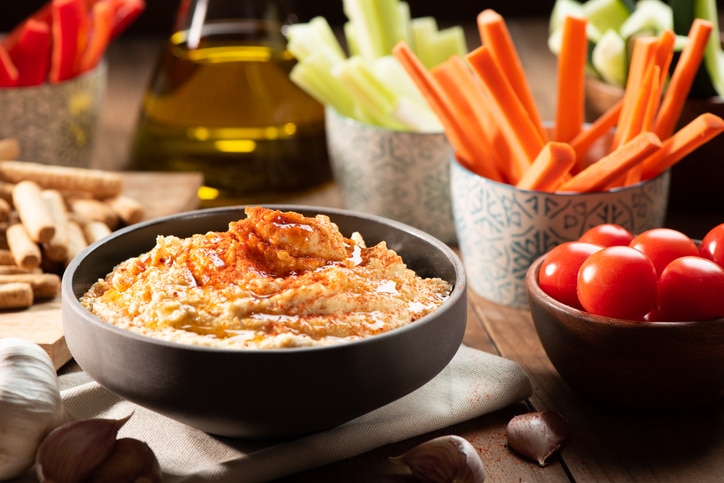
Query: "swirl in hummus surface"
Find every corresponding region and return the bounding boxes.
[80,207,452,348]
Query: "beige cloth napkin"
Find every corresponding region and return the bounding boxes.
[42,344,530,482]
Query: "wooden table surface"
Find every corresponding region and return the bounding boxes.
[88,18,723,483]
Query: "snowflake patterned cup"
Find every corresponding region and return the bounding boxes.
[0,61,106,168]
[451,156,671,309]
[325,107,457,244]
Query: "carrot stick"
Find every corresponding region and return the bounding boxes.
[515,142,576,191]
[430,59,505,182]
[553,15,588,143]
[477,9,547,142]
[641,113,724,180]
[569,99,622,172]
[619,63,659,145]
[654,19,713,140]
[391,42,477,167]
[624,65,662,185]
[612,36,658,149]
[558,132,662,192]
[466,45,546,181]
[642,66,662,132]
[653,29,676,86]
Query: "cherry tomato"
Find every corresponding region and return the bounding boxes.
[700,223,724,268]
[579,224,634,247]
[577,246,658,319]
[538,241,602,309]
[657,256,724,321]
[629,228,698,277]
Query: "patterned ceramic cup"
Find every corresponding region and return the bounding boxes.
[451,156,671,308]
[325,108,456,244]
[0,61,106,168]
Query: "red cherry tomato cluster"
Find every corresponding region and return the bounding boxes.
[538,223,724,321]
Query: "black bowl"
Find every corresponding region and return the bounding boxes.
[62,205,467,439]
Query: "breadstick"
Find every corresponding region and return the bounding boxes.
[83,220,112,244]
[66,219,89,264]
[68,198,120,229]
[0,198,10,222]
[0,282,33,309]
[13,180,55,244]
[0,273,60,299]
[0,181,13,204]
[0,265,41,274]
[0,138,20,161]
[0,160,123,199]
[41,189,70,262]
[106,195,145,225]
[0,248,15,265]
[6,223,41,270]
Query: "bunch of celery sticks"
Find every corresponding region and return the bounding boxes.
[287,0,467,132]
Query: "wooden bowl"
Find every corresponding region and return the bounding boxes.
[586,76,724,216]
[526,253,724,410]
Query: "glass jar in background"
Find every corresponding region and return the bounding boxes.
[130,0,331,206]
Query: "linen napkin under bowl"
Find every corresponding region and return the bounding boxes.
[21,344,531,482]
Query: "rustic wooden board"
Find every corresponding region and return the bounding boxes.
[0,171,203,369]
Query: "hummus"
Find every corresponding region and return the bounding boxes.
[80,207,452,349]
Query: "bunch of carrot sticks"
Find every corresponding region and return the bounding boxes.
[392,9,724,193]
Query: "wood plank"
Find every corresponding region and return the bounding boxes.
[472,291,724,482]
[0,171,203,369]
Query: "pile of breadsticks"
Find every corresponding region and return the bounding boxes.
[0,138,145,310]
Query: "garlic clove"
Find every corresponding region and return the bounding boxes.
[35,415,131,483]
[86,438,162,483]
[506,411,568,466]
[390,434,486,483]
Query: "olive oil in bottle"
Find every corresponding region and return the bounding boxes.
[130,1,331,206]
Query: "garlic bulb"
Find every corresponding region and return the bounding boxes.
[506,411,568,466]
[36,416,161,483]
[390,435,486,482]
[0,338,69,481]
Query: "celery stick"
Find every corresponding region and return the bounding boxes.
[287,18,346,63]
[694,0,724,95]
[291,64,346,113]
[397,2,412,46]
[411,17,438,67]
[333,56,408,129]
[392,97,444,132]
[548,28,564,55]
[582,0,634,35]
[372,56,427,107]
[343,0,409,61]
[592,29,628,87]
[550,0,584,33]
[308,17,347,61]
[411,18,466,69]
[290,50,357,118]
[370,56,442,131]
[343,21,360,57]
[427,27,467,67]
[619,0,673,38]
[343,0,386,60]
[376,0,407,54]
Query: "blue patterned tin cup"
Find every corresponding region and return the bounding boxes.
[325,108,456,244]
[0,61,106,168]
[451,156,670,308]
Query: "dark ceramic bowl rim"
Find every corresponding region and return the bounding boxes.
[63,204,467,354]
[526,254,724,328]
